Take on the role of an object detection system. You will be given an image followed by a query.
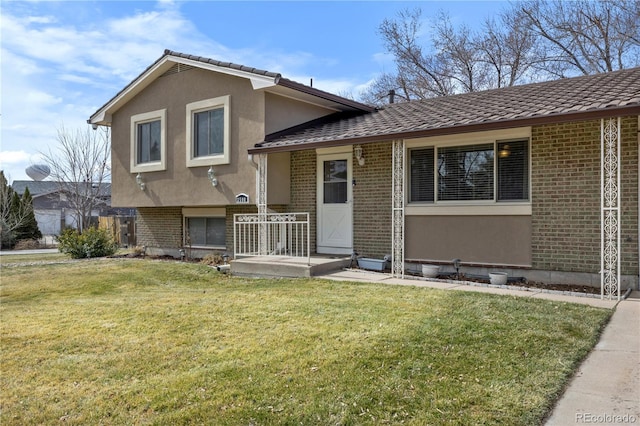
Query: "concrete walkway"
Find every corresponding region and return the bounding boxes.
[545,293,639,425]
[320,269,640,425]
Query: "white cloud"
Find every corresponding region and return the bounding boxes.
[0,150,31,165]
[0,0,369,180]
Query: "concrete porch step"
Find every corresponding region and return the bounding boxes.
[230,255,351,278]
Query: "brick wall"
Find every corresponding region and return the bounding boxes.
[137,204,289,257]
[136,207,183,254]
[531,116,638,276]
[289,150,317,253]
[352,142,393,258]
[288,144,393,258]
[620,117,639,277]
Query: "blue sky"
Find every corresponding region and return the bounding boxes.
[1,0,507,182]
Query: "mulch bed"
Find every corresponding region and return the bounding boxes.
[416,272,601,295]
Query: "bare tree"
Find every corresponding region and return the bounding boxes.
[516,0,640,77]
[363,0,639,104]
[41,125,111,232]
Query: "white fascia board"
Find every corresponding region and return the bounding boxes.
[89,57,173,125]
[168,56,278,90]
[89,55,277,125]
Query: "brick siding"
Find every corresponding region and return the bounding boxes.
[288,144,393,257]
[289,150,317,253]
[531,116,638,276]
[136,207,183,252]
[352,142,393,258]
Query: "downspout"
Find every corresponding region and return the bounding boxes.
[637,115,639,290]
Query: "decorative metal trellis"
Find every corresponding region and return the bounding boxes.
[257,153,268,256]
[601,118,621,300]
[391,139,405,278]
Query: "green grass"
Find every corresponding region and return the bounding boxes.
[1,259,612,425]
[0,251,71,264]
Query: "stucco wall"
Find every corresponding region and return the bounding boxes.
[111,68,265,208]
[264,92,335,135]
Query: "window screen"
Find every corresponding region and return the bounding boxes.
[410,148,434,202]
[137,120,161,164]
[194,108,224,157]
[497,140,529,201]
[438,144,494,201]
[187,217,226,247]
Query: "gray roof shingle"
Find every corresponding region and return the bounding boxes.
[12,181,111,198]
[253,67,640,152]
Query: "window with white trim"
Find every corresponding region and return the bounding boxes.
[409,139,529,203]
[186,95,230,167]
[130,109,166,173]
[183,208,226,249]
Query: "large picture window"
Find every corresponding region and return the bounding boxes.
[438,144,494,201]
[409,140,529,203]
[130,109,166,173]
[186,96,230,167]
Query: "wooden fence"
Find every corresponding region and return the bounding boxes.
[98,216,136,247]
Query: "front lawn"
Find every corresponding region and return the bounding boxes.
[0,259,611,425]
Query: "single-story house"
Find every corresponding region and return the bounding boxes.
[89,50,639,298]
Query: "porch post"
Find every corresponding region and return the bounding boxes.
[257,153,268,255]
[391,139,405,278]
[601,118,621,300]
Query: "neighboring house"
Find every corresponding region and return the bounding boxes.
[11,181,132,235]
[89,50,639,296]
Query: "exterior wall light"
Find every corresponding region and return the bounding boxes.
[354,145,365,166]
[135,173,146,191]
[208,166,218,187]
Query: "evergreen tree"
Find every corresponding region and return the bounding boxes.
[13,187,41,241]
[1,171,41,248]
[0,171,15,248]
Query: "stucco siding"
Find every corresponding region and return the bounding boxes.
[264,92,336,135]
[405,216,532,265]
[111,67,265,208]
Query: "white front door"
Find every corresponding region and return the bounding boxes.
[317,152,353,254]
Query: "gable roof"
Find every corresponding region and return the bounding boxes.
[251,67,640,153]
[88,50,374,126]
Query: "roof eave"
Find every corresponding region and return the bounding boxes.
[276,79,376,113]
[248,104,640,154]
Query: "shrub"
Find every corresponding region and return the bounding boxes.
[57,227,118,259]
[201,253,224,266]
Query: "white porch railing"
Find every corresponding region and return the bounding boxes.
[233,212,310,264]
